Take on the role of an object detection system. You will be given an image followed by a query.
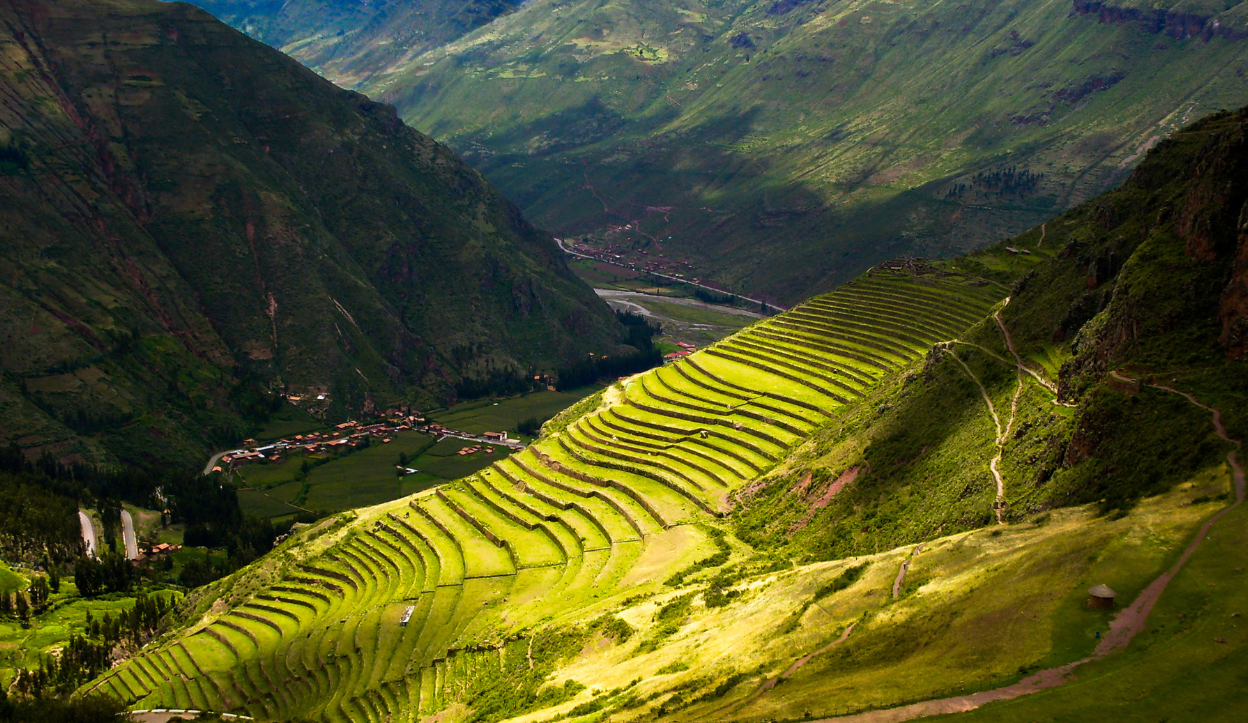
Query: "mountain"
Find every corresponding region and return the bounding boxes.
[188,0,519,87]
[84,107,1247,721]
[0,0,623,469]
[303,0,1248,305]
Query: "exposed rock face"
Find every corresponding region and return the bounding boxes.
[1072,0,1248,41]
[0,0,620,465]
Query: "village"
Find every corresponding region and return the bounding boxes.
[211,410,524,475]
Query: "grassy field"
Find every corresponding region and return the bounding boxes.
[236,432,516,518]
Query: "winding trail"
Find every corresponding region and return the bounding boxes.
[808,377,1244,723]
[1036,223,1046,247]
[950,354,1006,522]
[892,545,923,599]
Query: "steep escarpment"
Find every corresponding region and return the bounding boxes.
[0,0,621,467]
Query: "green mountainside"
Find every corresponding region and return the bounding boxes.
[188,0,519,88]
[317,0,1248,305]
[85,108,1247,721]
[0,0,623,468]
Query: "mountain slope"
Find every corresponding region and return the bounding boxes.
[342,0,1248,305]
[85,108,1247,721]
[189,0,519,88]
[0,0,621,467]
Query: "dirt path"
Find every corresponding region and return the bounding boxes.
[808,379,1244,723]
[1036,223,1046,247]
[950,354,1006,522]
[892,545,923,599]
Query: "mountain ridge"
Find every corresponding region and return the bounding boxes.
[0,0,623,468]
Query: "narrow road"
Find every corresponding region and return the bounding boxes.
[121,509,139,560]
[202,449,234,476]
[78,510,97,559]
[807,380,1244,723]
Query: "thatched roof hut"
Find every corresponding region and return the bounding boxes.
[1087,584,1117,609]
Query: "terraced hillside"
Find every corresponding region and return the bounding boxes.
[83,270,1001,720]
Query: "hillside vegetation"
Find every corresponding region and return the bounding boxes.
[0,0,623,468]
[82,108,1247,721]
[330,0,1248,304]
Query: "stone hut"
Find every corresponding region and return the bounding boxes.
[1088,584,1117,609]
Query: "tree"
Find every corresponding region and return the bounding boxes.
[14,592,28,621]
[74,556,102,597]
[48,566,60,593]
[28,577,49,609]
[0,591,11,617]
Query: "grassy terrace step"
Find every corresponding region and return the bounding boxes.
[719,338,870,398]
[574,417,727,491]
[589,413,754,483]
[729,341,879,394]
[412,496,513,578]
[476,468,611,550]
[467,475,590,554]
[497,456,647,541]
[612,402,782,463]
[799,300,965,344]
[361,532,426,598]
[677,357,835,422]
[396,506,467,584]
[859,275,1000,315]
[746,327,897,374]
[767,313,919,360]
[784,306,936,350]
[598,408,766,476]
[533,445,688,527]
[810,292,982,333]
[382,513,448,588]
[702,346,849,404]
[441,484,566,567]
[591,410,758,479]
[649,368,817,435]
[559,426,723,516]
[811,286,985,326]
[625,381,796,449]
[643,367,835,424]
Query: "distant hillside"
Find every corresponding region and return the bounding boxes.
[86,108,1247,723]
[0,0,622,468]
[188,0,519,87]
[321,0,1248,305]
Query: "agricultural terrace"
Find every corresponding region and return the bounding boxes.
[86,269,1004,721]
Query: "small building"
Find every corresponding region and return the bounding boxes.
[399,605,416,627]
[484,431,508,441]
[1088,584,1117,609]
